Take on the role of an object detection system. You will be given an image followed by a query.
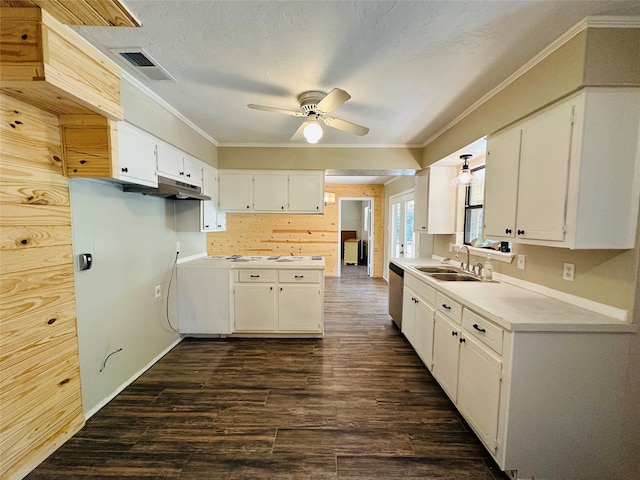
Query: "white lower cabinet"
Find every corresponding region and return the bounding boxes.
[431,313,461,401]
[233,268,324,335]
[402,273,436,369]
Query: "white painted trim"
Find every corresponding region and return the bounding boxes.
[83,337,183,420]
[122,72,219,146]
[177,252,207,264]
[421,15,640,148]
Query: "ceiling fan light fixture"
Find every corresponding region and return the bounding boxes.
[450,154,479,187]
[303,117,323,144]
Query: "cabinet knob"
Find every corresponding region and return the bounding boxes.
[121,167,128,173]
[460,337,466,344]
[204,225,209,228]
[246,205,250,209]
[421,226,426,230]
[186,173,191,178]
[505,228,512,234]
[180,171,184,176]
[281,206,284,210]
[451,331,458,337]
[517,229,525,235]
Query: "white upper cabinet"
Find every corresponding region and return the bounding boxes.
[218,170,324,214]
[288,172,324,213]
[484,88,640,249]
[157,142,203,187]
[175,163,226,232]
[116,122,158,187]
[414,167,457,234]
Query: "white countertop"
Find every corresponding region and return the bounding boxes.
[391,257,636,334]
[179,255,325,270]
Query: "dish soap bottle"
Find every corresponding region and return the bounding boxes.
[484,254,494,281]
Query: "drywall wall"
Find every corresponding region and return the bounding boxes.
[341,200,363,232]
[218,146,421,171]
[207,184,384,277]
[69,179,181,415]
[120,78,218,166]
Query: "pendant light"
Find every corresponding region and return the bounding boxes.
[303,116,323,144]
[450,154,479,186]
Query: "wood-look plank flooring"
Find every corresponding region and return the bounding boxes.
[26,265,509,479]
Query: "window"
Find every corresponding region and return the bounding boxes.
[389,192,415,258]
[464,166,485,245]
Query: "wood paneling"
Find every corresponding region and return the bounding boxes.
[0,7,123,120]
[59,114,117,178]
[0,93,84,479]
[207,184,384,277]
[0,0,140,27]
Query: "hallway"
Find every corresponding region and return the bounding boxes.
[26,269,507,479]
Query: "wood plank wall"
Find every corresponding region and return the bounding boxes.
[207,184,385,277]
[0,93,84,479]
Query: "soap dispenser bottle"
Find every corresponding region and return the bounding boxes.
[484,254,494,281]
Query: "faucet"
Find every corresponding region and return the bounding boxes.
[456,245,471,272]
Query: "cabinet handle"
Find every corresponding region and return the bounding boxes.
[505,228,512,234]
[316,206,319,209]
[473,323,486,333]
[250,275,260,278]
[421,226,426,230]
[270,286,273,291]
[246,205,250,209]
[121,167,128,173]
[294,275,304,278]
[451,331,458,337]
[460,337,466,344]
[280,287,283,291]
[517,229,525,235]
[186,173,191,178]
[204,225,209,228]
[281,206,284,210]
[442,303,451,311]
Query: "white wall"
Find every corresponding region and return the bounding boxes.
[340,200,363,234]
[69,179,181,416]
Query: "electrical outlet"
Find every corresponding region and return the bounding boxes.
[517,254,526,270]
[563,263,575,281]
[154,284,162,298]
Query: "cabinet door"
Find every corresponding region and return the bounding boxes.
[414,299,435,370]
[278,284,322,332]
[254,173,287,211]
[234,284,277,331]
[432,313,460,401]
[401,287,417,347]
[414,172,428,232]
[201,164,217,198]
[484,127,520,238]
[117,122,157,187]
[516,101,573,241]
[177,267,231,334]
[458,335,502,453]
[288,173,324,213]
[219,172,253,211]
[156,141,184,180]
[183,154,203,186]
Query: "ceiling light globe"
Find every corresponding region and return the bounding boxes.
[303,121,323,144]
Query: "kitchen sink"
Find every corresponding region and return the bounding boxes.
[429,272,481,282]
[414,266,461,274]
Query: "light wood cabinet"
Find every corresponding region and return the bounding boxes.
[343,238,358,265]
[414,167,457,234]
[484,88,640,249]
[218,170,325,214]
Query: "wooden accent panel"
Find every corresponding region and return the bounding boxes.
[0,93,84,479]
[207,184,385,277]
[0,7,123,120]
[0,0,140,27]
[59,114,117,177]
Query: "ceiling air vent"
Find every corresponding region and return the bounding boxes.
[110,48,175,82]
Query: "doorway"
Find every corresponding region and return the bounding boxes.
[389,191,415,258]
[338,197,374,277]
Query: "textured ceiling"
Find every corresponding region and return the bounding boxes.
[74,1,640,147]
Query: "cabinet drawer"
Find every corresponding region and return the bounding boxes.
[237,269,277,282]
[435,292,462,324]
[405,273,436,305]
[462,309,504,355]
[278,270,320,283]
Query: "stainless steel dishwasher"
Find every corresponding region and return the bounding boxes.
[388,262,404,329]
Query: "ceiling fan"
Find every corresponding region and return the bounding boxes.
[247,88,369,144]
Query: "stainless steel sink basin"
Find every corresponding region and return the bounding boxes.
[429,272,481,282]
[415,266,461,274]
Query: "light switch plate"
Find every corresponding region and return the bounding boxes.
[517,254,526,270]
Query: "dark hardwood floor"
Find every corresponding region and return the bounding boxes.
[26,264,508,479]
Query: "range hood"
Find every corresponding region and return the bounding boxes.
[123,176,211,201]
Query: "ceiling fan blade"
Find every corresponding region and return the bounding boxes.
[315,88,351,114]
[247,104,305,117]
[322,116,369,136]
[290,121,307,141]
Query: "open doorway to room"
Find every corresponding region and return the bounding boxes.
[338,197,374,277]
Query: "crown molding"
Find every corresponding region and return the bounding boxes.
[421,15,640,148]
[218,142,423,149]
[121,71,219,146]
